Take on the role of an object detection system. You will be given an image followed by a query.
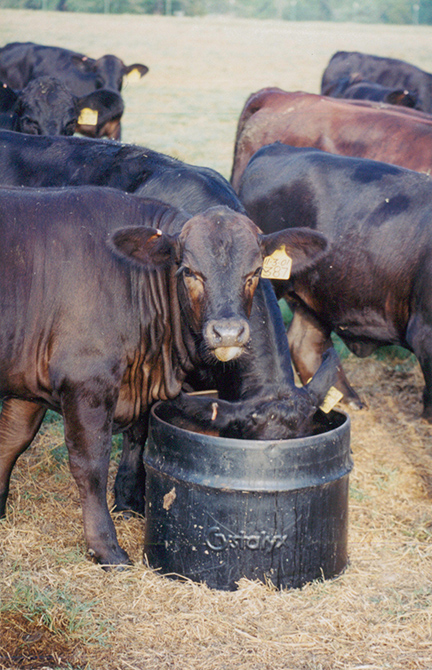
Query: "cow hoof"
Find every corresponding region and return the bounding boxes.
[87,546,132,569]
[421,408,432,423]
[112,496,145,516]
[100,561,133,572]
[113,507,144,521]
[0,492,7,518]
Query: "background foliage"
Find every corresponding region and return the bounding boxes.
[1,0,432,24]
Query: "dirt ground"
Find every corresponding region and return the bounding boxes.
[0,9,432,670]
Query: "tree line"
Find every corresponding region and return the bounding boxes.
[1,0,432,25]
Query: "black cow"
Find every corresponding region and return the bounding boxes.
[0,42,148,139]
[0,186,332,566]
[0,130,243,212]
[0,131,337,514]
[0,81,17,111]
[0,81,18,130]
[237,141,432,420]
[0,78,124,138]
[321,51,432,113]
[0,76,78,135]
[75,89,124,140]
[323,73,416,107]
[0,42,148,95]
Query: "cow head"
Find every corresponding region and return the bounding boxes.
[75,89,125,140]
[13,76,78,136]
[110,206,328,364]
[71,54,149,92]
[161,348,341,440]
[385,89,417,108]
[0,81,18,113]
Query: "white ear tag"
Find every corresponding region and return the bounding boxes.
[261,248,292,280]
[78,108,98,126]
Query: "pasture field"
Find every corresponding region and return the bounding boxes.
[1,9,432,670]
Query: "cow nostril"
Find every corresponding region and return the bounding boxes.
[237,323,247,343]
[212,328,222,344]
[205,318,250,349]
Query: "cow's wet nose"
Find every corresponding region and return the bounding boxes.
[205,318,250,362]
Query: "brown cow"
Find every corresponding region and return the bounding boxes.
[0,186,331,567]
[230,88,432,190]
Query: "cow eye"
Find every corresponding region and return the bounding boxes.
[246,267,262,287]
[176,265,204,284]
[21,118,40,135]
[182,267,196,280]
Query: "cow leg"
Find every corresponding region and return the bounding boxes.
[406,312,432,421]
[287,305,365,409]
[419,356,432,421]
[61,384,130,567]
[113,411,149,515]
[0,398,46,517]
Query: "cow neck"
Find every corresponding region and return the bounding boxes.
[133,265,195,407]
[237,279,297,399]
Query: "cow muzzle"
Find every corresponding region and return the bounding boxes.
[204,318,250,362]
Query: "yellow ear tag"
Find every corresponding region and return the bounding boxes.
[261,248,292,280]
[319,386,344,413]
[78,108,98,126]
[127,68,142,82]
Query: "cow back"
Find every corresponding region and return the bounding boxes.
[321,51,432,113]
[230,90,432,190]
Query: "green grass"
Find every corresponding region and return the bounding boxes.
[2,574,114,645]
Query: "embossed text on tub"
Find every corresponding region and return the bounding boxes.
[206,526,288,552]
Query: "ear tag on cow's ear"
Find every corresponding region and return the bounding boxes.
[127,68,142,82]
[320,386,344,413]
[78,108,98,126]
[261,248,292,280]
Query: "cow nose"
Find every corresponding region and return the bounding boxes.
[205,318,250,362]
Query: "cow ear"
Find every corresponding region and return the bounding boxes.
[110,226,177,268]
[124,63,149,80]
[12,96,23,115]
[71,55,97,73]
[386,89,417,108]
[259,227,328,276]
[4,85,18,109]
[305,348,340,409]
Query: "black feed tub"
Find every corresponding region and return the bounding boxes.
[143,402,352,591]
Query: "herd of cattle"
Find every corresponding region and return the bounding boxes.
[0,41,432,567]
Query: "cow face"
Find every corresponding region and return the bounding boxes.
[14,76,78,136]
[76,89,125,140]
[110,206,328,364]
[162,348,340,440]
[0,81,18,112]
[71,54,149,92]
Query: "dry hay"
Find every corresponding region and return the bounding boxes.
[1,354,432,670]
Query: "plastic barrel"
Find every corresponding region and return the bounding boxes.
[143,404,352,591]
